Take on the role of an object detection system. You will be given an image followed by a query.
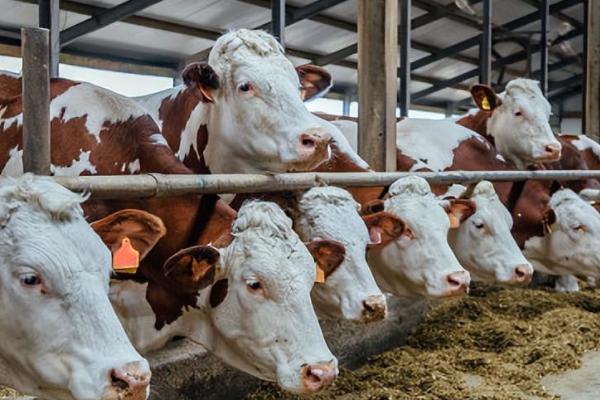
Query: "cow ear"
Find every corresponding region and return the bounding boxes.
[471,84,502,111]
[163,245,221,292]
[542,208,557,234]
[306,239,346,281]
[592,202,600,214]
[362,212,407,248]
[182,62,220,103]
[360,199,385,215]
[91,209,166,261]
[442,199,477,228]
[297,64,332,101]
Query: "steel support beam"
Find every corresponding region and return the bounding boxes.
[413,0,481,30]
[399,0,411,117]
[412,0,582,71]
[21,28,51,175]
[540,0,550,95]
[60,0,164,46]
[585,0,600,140]
[271,0,285,47]
[357,0,397,172]
[480,0,492,85]
[39,0,60,77]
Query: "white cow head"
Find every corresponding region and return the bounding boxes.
[156,201,338,394]
[471,79,561,169]
[182,29,339,174]
[294,187,387,323]
[524,189,600,278]
[445,181,533,285]
[366,176,474,298]
[0,175,151,400]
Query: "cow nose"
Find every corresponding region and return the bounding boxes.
[446,271,471,296]
[513,264,533,284]
[361,294,387,323]
[297,132,332,166]
[301,362,338,392]
[110,361,151,398]
[543,143,561,160]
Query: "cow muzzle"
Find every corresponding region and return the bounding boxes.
[361,294,388,323]
[301,361,338,393]
[512,264,534,285]
[538,143,562,162]
[291,130,332,171]
[445,270,471,297]
[104,361,151,400]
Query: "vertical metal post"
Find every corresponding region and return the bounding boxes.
[271,0,285,48]
[540,0,549,96]
[342,89,352,116]
[358,0,398,172]
[585,0,600,141]
[480,0,492,85]
[399,0,411,118]
[21,28,51,175]
[39,0,60,78]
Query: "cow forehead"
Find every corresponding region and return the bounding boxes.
[501,79,551,116]
[208,29,297,83]
[552,191,600,227]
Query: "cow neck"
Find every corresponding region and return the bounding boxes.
[314,143,386,204]
[157,86,211,174]
[456,110,494,144]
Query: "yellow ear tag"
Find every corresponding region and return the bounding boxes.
[448,213,460,229]
[112,238,140,274]
[315,263,325,284]
[481,95,491,111]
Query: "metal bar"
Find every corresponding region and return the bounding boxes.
[583,0,589,135]
[412,0,483,29]
[585,0,600,141]
[358,0,397,172]
[21,28,51,175]
[288,0,347,23]
[271,0,285,47]
[399,0,411,117]
[540,0,549,95]
[413,27,583,100]
[412,0,582,71]
[39,0,60,77]
[52,170,600,199]
[60,0,164,46]
[412,0,481,29]
[480,0,492,85]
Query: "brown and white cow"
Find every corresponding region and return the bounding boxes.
[135,29,363,175]
[109,200,341,393]
[0,175,152,400]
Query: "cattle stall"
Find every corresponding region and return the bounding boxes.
[1,0,599,399]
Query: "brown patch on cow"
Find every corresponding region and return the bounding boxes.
[306,239,346,280]
[146,281,199,329]
[444,198,477,228]
[362,212,407,248]
[157,88,211,174]
[197,199,237,247]
[91,209,166,260]
[456,110,493,139]
[210,279,229,308]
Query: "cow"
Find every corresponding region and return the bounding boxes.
[135,29,362,175]
[293,186,387,322]
[108,200,340,394]
[0,72,340,391]
[362,176,474,298]
[0,175,152,400]
[442,181,533,284]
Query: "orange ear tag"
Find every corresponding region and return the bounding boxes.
[112,238,140,274]
[481,96,491,111]
[315,263,325,284]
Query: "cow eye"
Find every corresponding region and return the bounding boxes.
[475,223,485,230]
[514,111,523,117]
[246,279,263,294]
[238,82,252,93]
[20,273,42,288]
[573,225,585,232]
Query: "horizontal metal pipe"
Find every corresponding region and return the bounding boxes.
[49,170,600,199]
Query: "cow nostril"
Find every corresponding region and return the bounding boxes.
[515,268,526,278]
[304,366,324,384]
[363,300,375,313]
[447,275,461,288]
[301,136,317,149]
[545,144,560,156]
[110,370,130,391]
